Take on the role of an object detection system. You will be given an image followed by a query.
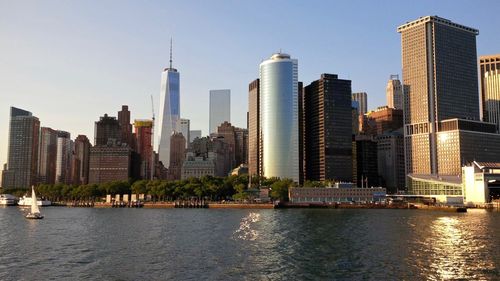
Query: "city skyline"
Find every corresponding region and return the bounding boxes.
[1,1,500,167]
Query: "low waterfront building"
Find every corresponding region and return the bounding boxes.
[289,187,386,203]
[463,161,500,205]
[181,152,216,179]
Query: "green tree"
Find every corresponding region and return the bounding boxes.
[269,179,293,201]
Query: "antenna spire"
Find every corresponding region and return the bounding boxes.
[169,38,173,69]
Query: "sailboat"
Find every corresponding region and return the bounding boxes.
[25,186,43,219]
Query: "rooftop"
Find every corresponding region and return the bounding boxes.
[397,15,479,35]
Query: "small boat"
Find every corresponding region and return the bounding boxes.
[25,186,43,219]
[0,194,17,206]
[18,194,51,207]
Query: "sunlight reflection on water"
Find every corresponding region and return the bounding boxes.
[233,212,260,241]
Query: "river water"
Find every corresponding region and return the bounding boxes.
[0,207,498,280]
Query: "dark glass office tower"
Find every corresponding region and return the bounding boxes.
[2,107,40,189]
[304,74,352,182]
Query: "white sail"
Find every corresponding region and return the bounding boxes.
[31,186,41,214]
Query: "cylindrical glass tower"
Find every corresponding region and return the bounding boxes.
[259,53,299,182]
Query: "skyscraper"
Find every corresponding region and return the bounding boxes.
[134,120,153,180]
[118,105,133,146]
[398,16,480,175]
[2,107,40,189]
[217,121,237,169]
[209,89,231,134]
[158,40,180,168]
[352,92,367,115]
[38,127,58,184]
[55,131,72,184]
[179,118,190,148]
[479,54,500,130]
[304,74,352,182]
[248,79,260,177]
[94,114,121,146]
[73,135,91,185]
[386,75,403,110]
[168,132,186,180]
[259,53,299,182]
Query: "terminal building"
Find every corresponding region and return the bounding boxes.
[289,186,386,203]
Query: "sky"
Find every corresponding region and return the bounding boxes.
[1,0,500,167]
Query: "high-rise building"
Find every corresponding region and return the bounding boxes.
[259,53,299,182]
[377,130,405,193]
[364,106,403,136]
[352,92,367,115]
[158,40,180,168]
[134,120,153,180]
[234,127,248,166]
[2,107,40,189]
[209,89,231,134]
[55,131,72,184]
[168,132,186,180]
[353,135,379,188]
[189,130,202,143]
[94,114,121,146]
[398,16,482,175]
[304,73,353,182]
[73,135,91,185]
[216,121,236,169]
[479,54,500,130]
[38,127,58,184]
[248,79,260,177]
[386,75,403,110]
[351,101,360,135]
[179,119,190,148]
[118,105,133,146]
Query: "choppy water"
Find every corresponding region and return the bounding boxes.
[0,207,499,280]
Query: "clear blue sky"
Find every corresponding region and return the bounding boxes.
[1,0,500,167]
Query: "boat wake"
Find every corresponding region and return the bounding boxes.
[233,212,260,241]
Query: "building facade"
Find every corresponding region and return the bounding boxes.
[398,16,481,175]
[88,145,131,184]
[38,127,58,184]
[260,53,299,182]
[118,105,133,146]
[479,54,500,130]
[134,120,153,180]
[209,89,231,134]
[353,135,379,187]
[73,135,91,185]
[352,92,367,115]
[55,130,72,184]
[157,45,180,169]
[377,130,405,193]
[304,73,352,182]
[386,75,403,110]
[94,114,121,146]
[248,79,260,177]
[179,118,190,148]
[2,107,40,189]
[168,132,186,180]
[365,106,403,136]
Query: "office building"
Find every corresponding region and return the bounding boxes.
[94,114,121,146]
[118,105,133,146]
[55,131,72,184]
[38,127,58,184]
[259,53,299,182]
[352,101,360,135]
[209,89,231,134]
[377,130,405,193]
[304,73,352,182]
[134,120,153,180]
[248,78,260,177]
[398,16,482,175]
[234,127,248,166]
[168,132,186,180]
[479,55,500,130]
[179,118,190,148]
[2,107,40,189]
[365,106,403,136]
[158,40,180,168]
[352,92,367,115]
[353,135,379,187]
[89,145,131,184]
[216,121,236,169]
[386,75,403,110]
[73,135,91,185]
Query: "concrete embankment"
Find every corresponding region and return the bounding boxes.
[208,203,274,209]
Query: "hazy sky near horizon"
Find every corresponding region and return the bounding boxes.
[1,0,500,167]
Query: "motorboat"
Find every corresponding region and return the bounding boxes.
[0,194,17,206]
[25,186,43,219]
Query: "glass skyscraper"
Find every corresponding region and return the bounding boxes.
[259,53,299,182]
[157,48,180,167]
[209,89,231,135]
